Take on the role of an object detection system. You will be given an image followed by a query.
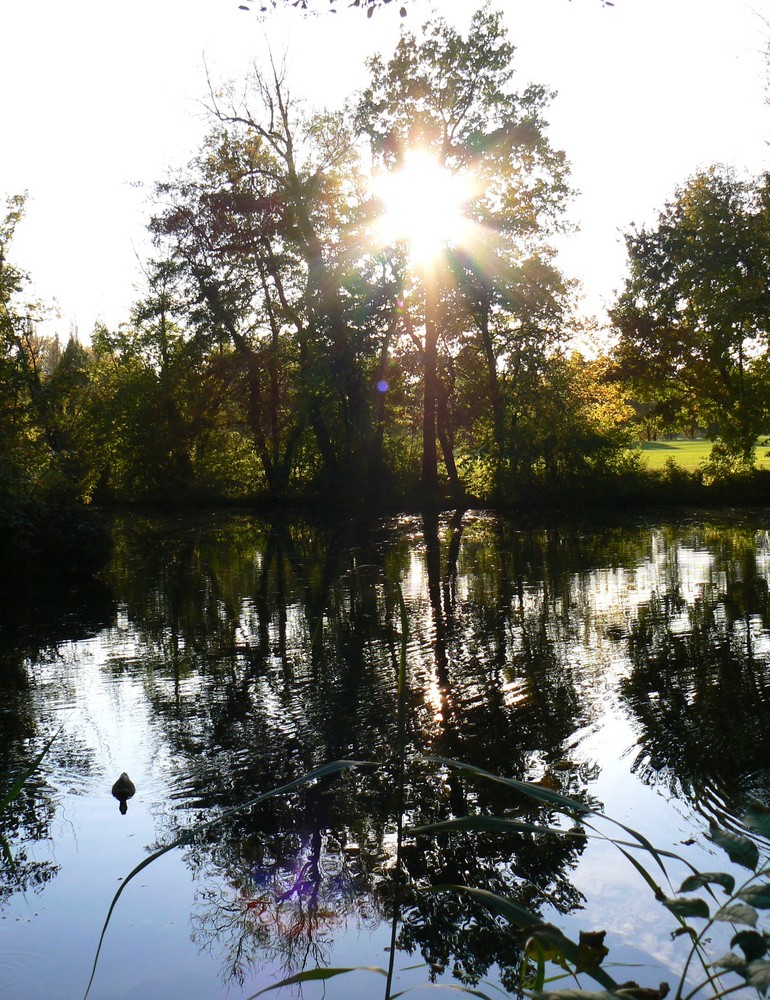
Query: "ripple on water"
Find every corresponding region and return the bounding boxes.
[694,771,770,841]
[0,947,45,1000]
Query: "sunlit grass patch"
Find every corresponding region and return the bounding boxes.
[639,439,770,472]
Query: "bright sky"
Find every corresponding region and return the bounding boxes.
[2,0,769,343]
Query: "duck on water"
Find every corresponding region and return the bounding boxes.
[111,772,136,814]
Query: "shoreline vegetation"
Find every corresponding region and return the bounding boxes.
[3,444,770,594]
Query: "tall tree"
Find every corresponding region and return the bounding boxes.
[81,261,257,504]
[151,66,396,500]
[0,196,111,578]
[611,166,770,471]
[357,5,573,500]
[0,194,58,503]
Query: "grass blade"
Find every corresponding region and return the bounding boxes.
[1,724,64,875]
[423,756,675,882]
[389,986,501,998]
[423,756,592,815]
[410,816,587,839]
[243,965,388,998]
[0,724,63,814]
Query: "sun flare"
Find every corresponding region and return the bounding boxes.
[372,150,476,265]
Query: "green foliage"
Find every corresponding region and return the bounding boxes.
[142,6,592,506]
[358,5,575,498]
[494,353,638,500]
[0,193,48,506]
[412,758,770,1000]
[150,82,392,499]
[612,167,770,469]
[10,10,742,512]
[84,304,265,504]
[0,195,112,579]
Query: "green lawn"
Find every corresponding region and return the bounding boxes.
[639,439,770,471]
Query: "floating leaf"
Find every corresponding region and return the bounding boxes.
[738,884,770,909]
[526,924,577,964]
[578,930,609,970]
[709,822,759,871]
[731,930,769,961]
[715,903,758,927]
[678,872,735,895]
[748,959,770,996]
[661,896,709,919]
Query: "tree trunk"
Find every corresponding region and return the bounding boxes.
[421,266,439,498]
[436,376,462,503]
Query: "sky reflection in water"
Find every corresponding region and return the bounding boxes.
[1,510,770,999]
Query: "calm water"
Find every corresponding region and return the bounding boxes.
[2,508,770,1000]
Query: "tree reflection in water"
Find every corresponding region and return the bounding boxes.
[0,657,61,906]
[105,511,597,991]
[621,526,770,829]
[6,512,770,994]
[188,796,378,988]
[0,577,114,907]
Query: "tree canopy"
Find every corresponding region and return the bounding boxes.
[611,166,770,471]
[128,5,619,508]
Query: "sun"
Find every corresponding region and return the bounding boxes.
[372,149,476,265]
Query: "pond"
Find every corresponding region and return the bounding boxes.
[1,508,770,1000]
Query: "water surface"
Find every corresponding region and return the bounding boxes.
[2,509,770,999]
